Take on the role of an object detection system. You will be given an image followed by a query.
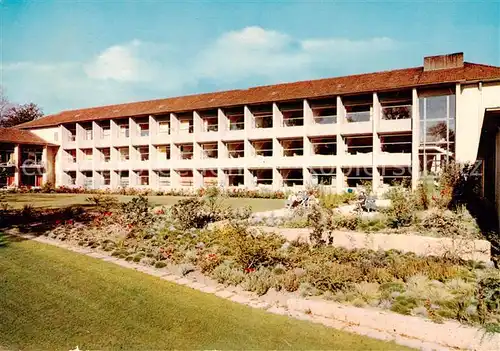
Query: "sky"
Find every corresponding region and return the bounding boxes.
[1,0,499,115]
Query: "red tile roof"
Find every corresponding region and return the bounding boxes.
[0,128,55,145]
[17,61,500,129]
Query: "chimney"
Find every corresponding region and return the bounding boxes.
[423,52,464,71]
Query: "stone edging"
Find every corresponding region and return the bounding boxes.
[17,234,500,351]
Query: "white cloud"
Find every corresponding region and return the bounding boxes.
[84,40,153,82]
[1,26,401,113]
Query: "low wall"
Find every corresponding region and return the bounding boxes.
[255,227,492,263]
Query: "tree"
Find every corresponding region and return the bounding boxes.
[0,86,44,128]
[0,102,43,128]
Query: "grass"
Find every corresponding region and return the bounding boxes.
[2,193,285,212]
[0,239,410,350]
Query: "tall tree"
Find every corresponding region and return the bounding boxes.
[0,102,44,128]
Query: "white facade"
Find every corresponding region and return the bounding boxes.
[21,81,497,193]
[17,52,500,194]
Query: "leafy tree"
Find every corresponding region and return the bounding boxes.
[0,102,43,128]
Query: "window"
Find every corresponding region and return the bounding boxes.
[68,128,76,142]
[157,145,170,160]
[138,146,149,161]
[102,125,111,138]
[101,148,111,162]
[102,171,111,185]
[159,121,170,134]
[119,123,129,138]
[179,144,193,159]
[0,149,15,165]
[119,147,129,161]
[82,171,93,188]
[82,149,93,161]
[137,171,149,185]
[66,171,76,185]
[202,143,218,159]
[84,128,93,141]
[345,135,373,155]
[119,171,129,187]
[67,150,76,163]
[419,94,456,176]
[21,147,43,165]
[139,122,149,137]
[158,170,170,187]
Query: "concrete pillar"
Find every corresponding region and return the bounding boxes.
[170,113,179,135]
[411,88,420,190]
[272,167,283,190]
[13,144,20,186]
[273,103,283,128]
[336,96,346,193]
[244,168,253,188]
[171,168,180,188]
[193,111,202,135]
[111,170,119,188]
[273,138,282,158]
[372,92,381,193]
[217,168,226,188]
[218,109,228,135]
[244,106,253,132]
[193,169,203,188]
[303,166,312,188]
[304,99,313,133]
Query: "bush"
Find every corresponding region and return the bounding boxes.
[384,186,416,228]
[154,261,167,269]
[211,262,245,286]
[0,232,7,247]
[319,192,356,209]
[211,225,286,270]
[242,267,274,295]
[86,194,118,212]
[120,196,152,227]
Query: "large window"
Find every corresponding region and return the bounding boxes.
[419,94,456,176]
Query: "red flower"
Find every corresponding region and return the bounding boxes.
[55,220,61,225]
[104,211,112,217]
[244,267,256,273]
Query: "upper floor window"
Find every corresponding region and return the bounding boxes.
[138,122,149,137]
[119,123,129,138]
[158,121,170,134]
[418,93,456,176]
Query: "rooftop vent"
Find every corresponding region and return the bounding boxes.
[424,52,464,71]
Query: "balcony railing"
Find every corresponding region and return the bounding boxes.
[254,149,273,157]
[282,117,304,127]
[283,148,304,157]
[382,105,412,120]
[228,122,245,131]
[346,111,371,123]
[313,115,337,124]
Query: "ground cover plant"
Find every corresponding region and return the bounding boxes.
[10,190,496,332]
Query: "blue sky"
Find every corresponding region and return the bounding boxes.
[1,0,499,115]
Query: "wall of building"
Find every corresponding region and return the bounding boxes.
[456,83,500,163]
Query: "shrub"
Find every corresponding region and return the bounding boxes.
[154,261,167,269]
[170,198,218,230]
[0,232,7,247]
[383,186,416,228]
[211,225,286,270]
[299,282,320,297]
[277,270,301,292]
[319,192,356,209]
[242,267,275,295]
[120,196,152,227]
[179,263,195,276]
[305,262,364,292]
[211,262,245,286]
[86,194,118,212]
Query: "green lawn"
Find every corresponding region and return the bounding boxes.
[3,193,284,212]
[0,239,409,350]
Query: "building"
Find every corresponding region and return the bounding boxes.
[2,52,500,202]
[0,128,57,188]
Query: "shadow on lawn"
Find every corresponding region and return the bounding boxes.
[0,205,95,239]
